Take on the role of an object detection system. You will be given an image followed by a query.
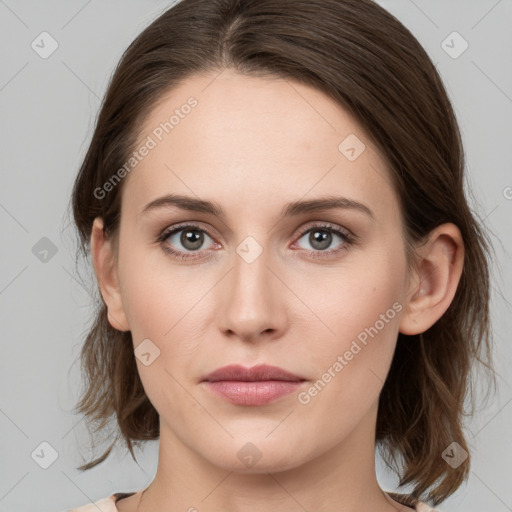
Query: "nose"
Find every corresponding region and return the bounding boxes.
[215,243,288,343]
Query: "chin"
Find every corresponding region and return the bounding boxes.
[200,437,310,474]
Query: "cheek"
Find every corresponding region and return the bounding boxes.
[308,243,406,346]
[116,232,199,341]
[296,243,406,402]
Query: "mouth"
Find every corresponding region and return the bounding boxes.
[201,364,307,406]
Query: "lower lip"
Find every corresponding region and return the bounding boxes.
[203,380,305,406]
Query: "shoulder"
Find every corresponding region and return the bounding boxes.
[67,495,118,512]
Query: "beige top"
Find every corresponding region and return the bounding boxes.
[68,491,441,511]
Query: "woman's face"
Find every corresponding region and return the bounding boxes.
[110,69,412,472]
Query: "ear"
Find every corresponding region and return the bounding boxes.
[399,223,464,335]
[90,217,130,332]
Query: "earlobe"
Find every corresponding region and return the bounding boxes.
[90,217,130,332]
[399,223,464,336]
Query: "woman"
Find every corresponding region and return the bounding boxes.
[67,0,495,510]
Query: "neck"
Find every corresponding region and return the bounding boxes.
[134,402,408,512]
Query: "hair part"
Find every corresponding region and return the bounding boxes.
[70,0,496,505]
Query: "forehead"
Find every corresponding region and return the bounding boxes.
[123,69,398,222]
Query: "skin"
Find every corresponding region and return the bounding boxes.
[91,69,464,512]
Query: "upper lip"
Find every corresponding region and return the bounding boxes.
[201,364,306,382]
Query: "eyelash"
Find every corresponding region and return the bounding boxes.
[156,222,355,261]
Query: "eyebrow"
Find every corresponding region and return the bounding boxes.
[140,193,374,220]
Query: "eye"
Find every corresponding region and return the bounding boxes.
[157,224,217,260]
[157,222,355,261]
[293,224,354,258]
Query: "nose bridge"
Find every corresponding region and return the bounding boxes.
[217,235,285,340]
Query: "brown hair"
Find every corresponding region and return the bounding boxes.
[70,0,496,505]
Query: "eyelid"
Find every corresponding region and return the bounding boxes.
[294,221,355,240]
[159,220,354,241]
[158,221,217,240]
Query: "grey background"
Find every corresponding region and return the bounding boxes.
[0,1,511,511]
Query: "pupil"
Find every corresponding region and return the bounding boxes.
[311,230,331,250]
[182,230,203,250]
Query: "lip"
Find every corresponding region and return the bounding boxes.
[202,364,305,383]
[201,364,307,406]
